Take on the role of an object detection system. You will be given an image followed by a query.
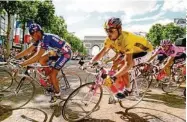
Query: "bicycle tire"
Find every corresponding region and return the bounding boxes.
[119,76,150,109]
[0,76,35,110]
[0,69,13,92]
[62,82,103,121]
[161,76,184,93]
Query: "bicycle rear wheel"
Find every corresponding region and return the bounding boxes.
[0,69,13,92]
[58,71,82,98]
[62,82,103,121]
[119,76,149,109]
[161,76,183,93]
[0,76,35,110]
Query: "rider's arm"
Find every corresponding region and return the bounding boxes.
[20,48,45,66]
[147,53,157,62]
[90,47,110,63]
[113,53,133,77]
[105,53,119,63]
[162,56,174,70]
[15,45,36,59]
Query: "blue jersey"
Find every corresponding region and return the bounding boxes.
[33,33,71,54]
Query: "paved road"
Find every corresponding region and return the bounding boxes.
[0,60,186,122]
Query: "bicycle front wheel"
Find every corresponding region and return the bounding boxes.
[0,76,35,110]
[62,82,103,121]
[0,69,13,92]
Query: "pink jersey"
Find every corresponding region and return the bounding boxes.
[155,45,186,57]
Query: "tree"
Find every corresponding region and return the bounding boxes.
[34,1,55,30]
[0,1,20,56]
[47,16,68,38]
[17,1,38,47]
[64,33,86,53]
[147,23,186,46]
[146,24,164,46]
[162,23,185,42]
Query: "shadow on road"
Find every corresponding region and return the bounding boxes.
[117,106,186,122]
[143,93,185,109]
[0,105,12,121]
[79,118,115,122]
[0,106,48,122]
[116,111,149,122]
[49,104,62,122]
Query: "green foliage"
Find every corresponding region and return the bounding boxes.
[146,24,164,46]
[0,1,20,15]
[0,1,21,55]
[17,1,38,23]
[46,16,68,38]
[162,23,185,42]
[147,23,186,46]
[64,33,83,52]
[0,0,85,54]
[34,1,55,29]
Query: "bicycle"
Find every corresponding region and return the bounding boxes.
[137,61,186,94]
[0,59,82,110]
[161,62,186,93]
[0,60,17,92]
[62,61,150,121]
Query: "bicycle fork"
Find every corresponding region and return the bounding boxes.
[14,77,26,95]
[81,84,99,106]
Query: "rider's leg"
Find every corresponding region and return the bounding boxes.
[49,68,60,93]
[110,59,124,93]
[115,73,129,91]
[110,61,130,93]
[115,60,130,90]
[51,53,71,95]
[39,54,51,76]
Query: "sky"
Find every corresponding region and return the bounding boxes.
[52,0,186,40]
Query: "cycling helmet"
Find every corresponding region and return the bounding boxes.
[29,23,42,35]
[104,17,122,29]
[160,39,172,46]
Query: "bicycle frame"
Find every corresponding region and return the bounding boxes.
[81,63,144,106]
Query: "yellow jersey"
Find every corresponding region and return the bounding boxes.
[104,31,153,54]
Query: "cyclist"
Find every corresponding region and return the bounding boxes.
[90,17,153,102]
[148,39,186,76]
[15,23,72,100]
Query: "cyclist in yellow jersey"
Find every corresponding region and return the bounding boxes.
[90,17,153,101]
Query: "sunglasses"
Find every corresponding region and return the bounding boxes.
[105,28,117,34]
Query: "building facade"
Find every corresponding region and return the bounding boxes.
[174,18,186,28]
[83,36,106,56]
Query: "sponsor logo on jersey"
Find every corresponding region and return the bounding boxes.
[52,36,60,42]
[59,41,63,45]
[134,43,149,51]
[59,58,68,66]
